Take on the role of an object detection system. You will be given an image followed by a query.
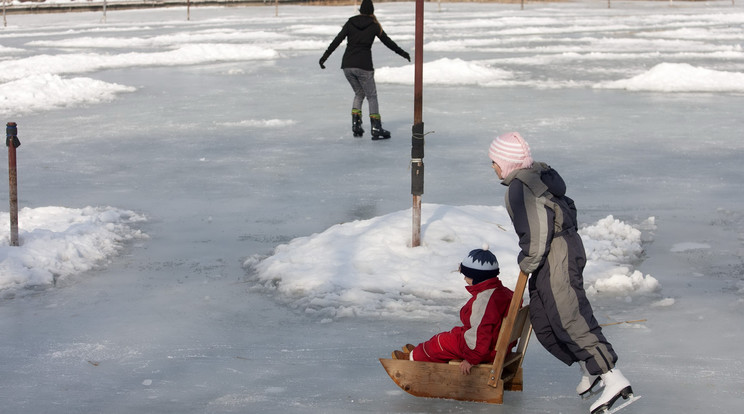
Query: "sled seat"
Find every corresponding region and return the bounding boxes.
[380,271,532,403]
[447,304,532,391]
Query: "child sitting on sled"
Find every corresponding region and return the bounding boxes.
[392,245,514,375]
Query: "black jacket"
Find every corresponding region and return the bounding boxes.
[322,15,408,71]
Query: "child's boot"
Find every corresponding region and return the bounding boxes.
[392,350,409,360]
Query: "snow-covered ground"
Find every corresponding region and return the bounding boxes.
[0,1,742,413]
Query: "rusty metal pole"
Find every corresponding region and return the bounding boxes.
[6,122,20,246]
[411,0,425,247]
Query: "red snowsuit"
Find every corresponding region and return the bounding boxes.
[412,277,513,365]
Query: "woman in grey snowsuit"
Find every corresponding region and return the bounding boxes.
[319,0,410,140]
[488,132,634,414]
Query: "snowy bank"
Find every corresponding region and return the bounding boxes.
[595,63,744,93]
[0,206,147,292]
[246,204,660,321]
[0,44,278,115]
[0,74,135,114]
[377,59,744,92]
[376,58,513,86]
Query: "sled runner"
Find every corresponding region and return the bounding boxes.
[379,271,532,403]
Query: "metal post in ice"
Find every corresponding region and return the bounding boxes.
[6,122,20,246]
[411,0,425,247]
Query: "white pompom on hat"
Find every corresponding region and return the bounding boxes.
[460,244,500,285]
[489,132,533,178]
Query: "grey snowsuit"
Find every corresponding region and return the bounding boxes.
[502,162,617,376]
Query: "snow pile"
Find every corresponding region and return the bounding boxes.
[0,45,279,83]
[28,32,324,51]
[247,204,658,321]
[596,63,744,92]
[376,58,513,86]
[580,215,646,264]
[0,206,147,291]
[0,44,278,115]
[1,4,742,117]
[580,216,660,296]
[0,74,135,114]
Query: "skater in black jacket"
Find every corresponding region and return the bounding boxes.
[319,0,410,140]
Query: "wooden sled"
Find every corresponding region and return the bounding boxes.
[379,271,532,403]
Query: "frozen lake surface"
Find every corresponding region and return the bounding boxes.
[0,1,743,413]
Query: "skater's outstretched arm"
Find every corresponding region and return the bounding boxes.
[377,31,410,62]
[320,22,350,69]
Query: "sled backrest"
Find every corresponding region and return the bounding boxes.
[487,271,531,389]
[508,305,531,356]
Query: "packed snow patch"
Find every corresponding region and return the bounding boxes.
[0,74,135,115]
[580,216,659,296]
[247,204,659,320]
[651,297,676,307]
[0,44,279,84]
[670,242,711,252]
[580,215,646,264]
[376,58,512,86]
[217,119,297,128]
[595,63,744,92]
[0,206,147,291]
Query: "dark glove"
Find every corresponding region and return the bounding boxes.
[401,51,410,62]
[319,51,330,69]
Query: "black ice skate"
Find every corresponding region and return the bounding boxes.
[352,110,364,137]
[370,114,391,140]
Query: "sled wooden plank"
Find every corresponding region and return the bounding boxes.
[378,358,506,403]
[380,271,532,403]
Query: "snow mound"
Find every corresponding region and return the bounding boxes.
[595,63,744,92]
[580,216,660,297]
[247,204,658,321]
[0,44,279,84]
[0,74,135,115]
[580,215,645,264]
[0,206,148,291]
[376,58,513,86]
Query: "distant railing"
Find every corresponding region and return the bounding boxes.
[3,0,304,15]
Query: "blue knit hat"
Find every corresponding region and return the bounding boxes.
[460,244,500,285]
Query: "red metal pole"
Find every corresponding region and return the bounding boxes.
[6,122,20,246]
[411,0,425,247]
[414,0,424,125]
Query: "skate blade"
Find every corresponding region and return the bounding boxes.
[605,394,641,414]
[592,387,639,414]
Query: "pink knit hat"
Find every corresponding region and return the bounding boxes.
[489,132,533,178]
